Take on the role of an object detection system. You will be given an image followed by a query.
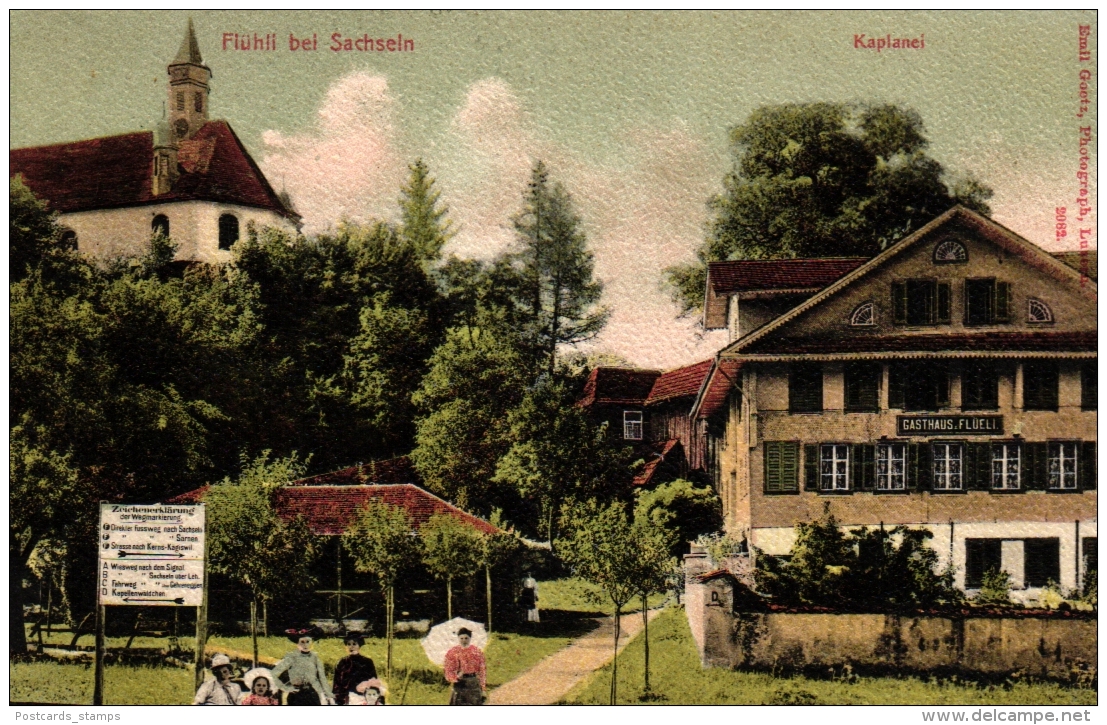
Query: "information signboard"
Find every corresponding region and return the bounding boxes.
[98,503,205,606]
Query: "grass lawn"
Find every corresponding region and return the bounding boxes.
[563,607,1098,706]
[13,609,596,705]
[538,578,666,616]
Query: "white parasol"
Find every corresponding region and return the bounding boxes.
[420,617,488,666]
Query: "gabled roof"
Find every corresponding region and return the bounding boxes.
[645,358,714,405]
[721,207,1097,360]
[579,367,660,407]
[704,258,867,329]
[690,359,742,421]
[10,121,296,220]
[632,438,682,487]
[168,481,499,536]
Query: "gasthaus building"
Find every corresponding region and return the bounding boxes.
[693,207,1097,600]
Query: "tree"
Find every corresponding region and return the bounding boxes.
[667,102,993,311]
[634,479,724,557]
[399,158,455,262]
[342,501,421,677]
[478,510,520,634]
[556,500,641,705]
[420,514,485,620]
[628,516,676,697]
[511,162,607,373]
[205,452,319,667]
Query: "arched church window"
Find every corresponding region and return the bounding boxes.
[934,239,968,263]
[1027,298,1054,324]
[850,302,875,326]
[152,214,170,238]
[60,230,78,251]
[218,214,240,250]
[194,92,203,113]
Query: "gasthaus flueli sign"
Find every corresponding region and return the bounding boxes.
[98,503,205,606]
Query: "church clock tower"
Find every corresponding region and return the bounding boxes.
[167,19,211,141]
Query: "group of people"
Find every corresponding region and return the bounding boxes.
[193,629,385,706]
[194,626,489,706]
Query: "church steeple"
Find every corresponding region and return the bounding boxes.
[167,19,211,142]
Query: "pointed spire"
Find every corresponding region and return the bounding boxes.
[172,18,204,66]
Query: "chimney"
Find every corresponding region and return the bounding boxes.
[152,120,179,196]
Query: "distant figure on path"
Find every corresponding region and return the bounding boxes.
[444,627,486,705]
[333,632,378,705]
[521,575,540,623]
[272,627,333,705]
[193,653,243,705]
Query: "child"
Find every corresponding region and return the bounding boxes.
[355,678,386,705]
[240,668,280,706]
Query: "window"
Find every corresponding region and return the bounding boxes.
[623,411,642,440]
[218,214,240,250]
[931,443,963,490]
[1027,298,1053,324]
[1024,538,1061,588]
[850,302,875,326]
[176,91,185,112]
[1083,537,1098,578]
[151,214,170,238]
[1081,361,1096,411]
[194,92,204,113]
[1023,361,1059,411]
[892,280,950,326]
[764,441,799,493]
[1048,442,1078,490]
[876,443,907,491]
[961,361,999,410]
[789,363,823,413]
[991,443,1021,490]
[965,539,1002,588]
[889,361,949,411]
[844,362,880,412]
[964,278,1011,325]
[59,230,78,251]
[820,444,850,491]
[934,239,968,263]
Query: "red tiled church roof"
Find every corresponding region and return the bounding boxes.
[168,481,499,537]
[645,359,713,405]
[708,258,868,295]
[579,367,660,407]
[10,121,296,219]
[741,331,1098,358]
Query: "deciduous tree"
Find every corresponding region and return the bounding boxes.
[420,514,485,620]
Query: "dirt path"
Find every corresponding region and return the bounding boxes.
[487,608,663,705]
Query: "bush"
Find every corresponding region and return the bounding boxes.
[975,568,1012,606]
[635,479,723,556]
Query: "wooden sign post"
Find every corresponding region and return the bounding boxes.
[94,503,206,705]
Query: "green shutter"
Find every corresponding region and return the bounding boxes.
[892,282,907,325]
[907,443,919,489]
[971,442,993,490]
[916,444,932,491]
[804,444,819,491]
[936,282,951,324]
[1024,442,1049,490]
[889,364,906,409]
[861,444,876,490]
[1081,442,1096,490]
[994,281,1011,323]
[765,442,782,493]
[782,442,799,492]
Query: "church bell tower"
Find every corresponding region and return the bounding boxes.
[167,19,211,141]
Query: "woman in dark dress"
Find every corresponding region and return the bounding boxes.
[333,632,379,705]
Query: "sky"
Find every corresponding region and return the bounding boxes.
[10,11,1097,369]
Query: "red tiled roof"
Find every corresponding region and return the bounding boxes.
[288,457,418,487]
[168,482,499,536]
[694,360,742,420]
[579,367,660,407]
[645,359,713,405]
[708,258,868,295]
[741,331,1098,357]
[632,439,682,487]
[10,121,295,219]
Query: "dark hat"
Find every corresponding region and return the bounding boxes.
[457,627,472,637]
[285,626,323,643]
[343,632,365,646]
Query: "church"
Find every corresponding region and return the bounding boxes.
[9,21,300,263]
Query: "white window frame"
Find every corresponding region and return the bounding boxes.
[1048,442,1079,490]
[623,410,643,441]
[932,442,963,491]
[820,444,850,491]
[876,443,907,491]
[991,443,1021,490]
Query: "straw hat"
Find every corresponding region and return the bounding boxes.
[210,653,232,670]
